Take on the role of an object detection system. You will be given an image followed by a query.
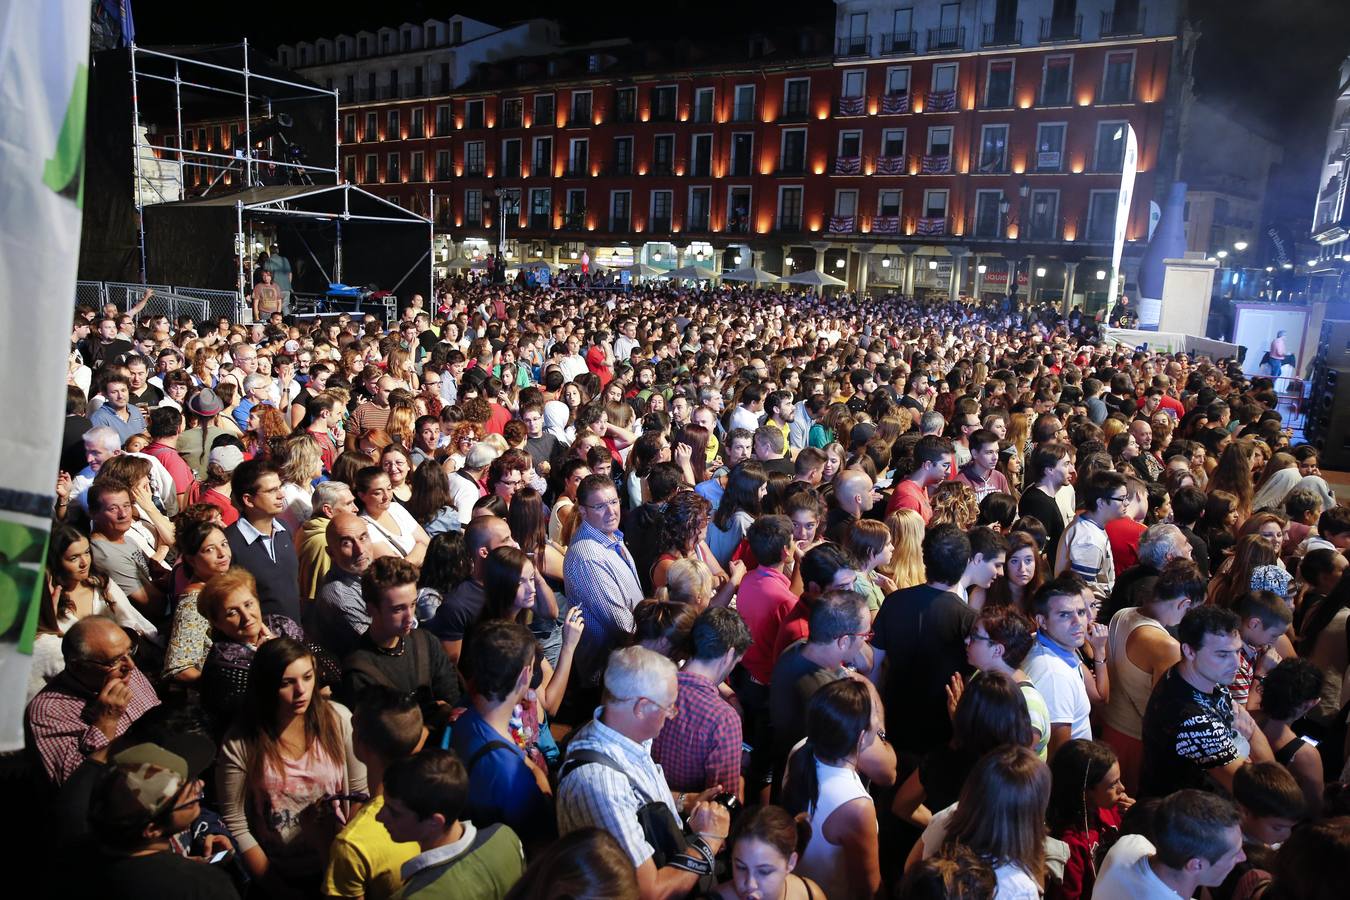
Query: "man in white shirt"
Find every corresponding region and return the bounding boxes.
[1094,790,1245,900]
[1024,576,1096,757]
[557,333,589,383]
[728,383,765,434]
[612,318,640,364]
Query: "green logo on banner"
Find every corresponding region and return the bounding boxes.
[0,521,48,655]
[42,62,88,208]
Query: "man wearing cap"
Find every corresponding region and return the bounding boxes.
[27,616,161,785]
[179,388,232,481]
[73,742,237,897]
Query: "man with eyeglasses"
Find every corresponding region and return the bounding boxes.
[563,476,645,707]
[1054,469,1128,610]
[27,616,160,785]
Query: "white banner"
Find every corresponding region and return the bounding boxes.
[1106,124,1139,316]
[0,0,91,749]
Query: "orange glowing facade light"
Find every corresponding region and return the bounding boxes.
[1007,224,1019,239]
[1063,226,1076,241]
[813,163,825,175]
[1012,159,1026,175]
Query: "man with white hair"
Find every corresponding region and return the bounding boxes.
[230,373,272,431]
[557,646,731,899]
[449,442,496,526]
[1105,523,1193,620]
[69,426,177,516]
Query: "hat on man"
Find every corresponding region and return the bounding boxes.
[187,388,224,417]
[89,743,203,826]
[208,445,245,473]
[1250,565,1293,597]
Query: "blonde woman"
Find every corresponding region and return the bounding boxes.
[878,508,926,591]
[277,433,323,533]
[655,557,716,610]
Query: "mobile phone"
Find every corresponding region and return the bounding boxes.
[208,850,230,864]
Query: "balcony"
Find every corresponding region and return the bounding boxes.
[528,214,551,231]
[871,215,901,235]
[650,217,672,234]
[561,211,587,231]
[920,154,951,175]
[563,164,588,178]
[1101,7,1146,37]
[981,20,1023,47]
[925,90,957,113]
[607,161,634,177]
[464,164,485,178]
[435,120,453,138]
[774,216,803,234]
[916,216,947,236]
[567,114,592,128]
[832,156,863,176]
[651,160,674,177]
[1040,15,1083,42]
[875,154,906,175]
[434,167,453,181]
[837,35,871,58]
[729,160,752,178]
[880,93,910,115]
[777,160,807,177]
[650,107,678,123]
[724,217,750,234]
[731,106,756,123]
[610,108,637,124]
[926,26,967,52]
[610,216,631,233]
[827,215,856,234]
[777,104,811,124]
[880,31,918,54]
[530,162,550,178]
[685,216,711,234]
[836,95,866,117]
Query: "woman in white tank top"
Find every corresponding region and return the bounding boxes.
[1102,560,1197,792]
[781,678,894,900]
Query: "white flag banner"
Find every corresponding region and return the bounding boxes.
[1106,124,1139,317]
[0,0,91,750]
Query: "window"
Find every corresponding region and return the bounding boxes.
[839,130,863,157]
[502,98,523,128]
[653,135,675,175]
[978,124,1009,173]
[923,189,949,219]
[692,134,713,177]
[533,94,555,127]
[465,189,482,226]
[733,85,755,122]
[783,79,810,118]
[688,187,711,231]
[973,190,1004,237]
[727,186,752,233]
[532,137,553,176]
[1042,55,1072,106]
[835,189,859,217]
[570,90,592,125]
[652,85,677,121]
[503,139,522,177]
[465,99,484,129]
[931,63,957,93]
[1094,121,1128,172]
[927,126,953,156]
[1102,51,1135,103]
[1027,190,1059,240]
[886,66,911,97]
[387,110,400,139]
[435,149,452,181]
[1087,190,1119,242]
[411,108,424,138]
[410,151,424,181]
[565,189,586,229]
[650,190,673,231]
[529,188,552,229]
[778,186,804,230]
[343,156,356,183]
[985,60,1014,108]
[693,87,714,123]
[345,74,355,101]
[846,12,868,54]
[891,7,915,51]
[780,129,807,173]
[882,129,907,158]
[878,189,902,216]
[464,141,485,176]
[613,137,634,175]
[568,139,589,176]
[366,72,377,100]
[1035,123,1066,171]
[842,70,865,98]
[435,105,451,136]
[365,112,378,142]
[364,155,377,183]
[611,191,631,231]
[615,87,637,123]
[501,189,521,226]
[387,153,401,182]
[343,114,356,143]
[730,133,753,177]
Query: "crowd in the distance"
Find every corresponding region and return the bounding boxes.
[29,277,1350,900]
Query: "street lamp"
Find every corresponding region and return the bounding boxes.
[928,259,939,270]
[977,264,987,274]
[653,249,662,261]
[1036,267,1047,278]
[1216,249,1228,259]
[785,256,795,267]
[835,258,846,269]
[734,254,743,265]
[1233,241,1248,252]
[1096,270,1106,280]
[880,257,890,268]
[1265,266,1274,273]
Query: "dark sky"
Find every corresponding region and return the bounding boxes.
[130,0,1349,219]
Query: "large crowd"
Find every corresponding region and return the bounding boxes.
[33,277,1350,899]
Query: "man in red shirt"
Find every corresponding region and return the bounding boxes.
[887,434,953,523]
[1106,476,1149,577]
[143,408,196,510]
[735,516,800,687]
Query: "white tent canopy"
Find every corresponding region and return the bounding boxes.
[622,263,665,277]
[666,264,720,280]
[784,269,847,288]
[720,267,781,284]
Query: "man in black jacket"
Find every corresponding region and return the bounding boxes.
[224,460,300,622]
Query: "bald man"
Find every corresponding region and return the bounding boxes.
[312,512,380,658]
[27,616,161,784]
[350,375,398,432]
[824,468,878,544]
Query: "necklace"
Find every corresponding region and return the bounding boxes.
[377,635,407,657]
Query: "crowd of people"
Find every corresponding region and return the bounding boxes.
[30,278,1350,899]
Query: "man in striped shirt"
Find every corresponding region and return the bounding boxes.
[1054,469,1128,612]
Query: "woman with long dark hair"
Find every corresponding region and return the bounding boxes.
[1046,740,1130,900]
[711,805,822,900]
[976,530,1045,614]
[415,530,470,624]
[355,465,429,566]
[162,518,232,684]
[782,678,892,900]
[403,459,460,536]
[218,637,366,896]
[706,460,768,570]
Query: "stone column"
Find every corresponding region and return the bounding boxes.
[676,244,686,270]
[903,249,917,296]
[949,248,969,303]
[812,241,830,274]
[1024,255,1038,305]
[1062,261,1079,315]
[856,244,873,295]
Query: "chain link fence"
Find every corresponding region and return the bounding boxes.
[77,280,246,324]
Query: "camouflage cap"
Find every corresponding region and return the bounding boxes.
[89,743,191,826]
[1250,564,1293,597]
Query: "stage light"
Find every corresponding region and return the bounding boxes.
[835,258,845,269]
[1096,270,1106,280]
[1036,267,1047,278]
[1216,250,1228,259]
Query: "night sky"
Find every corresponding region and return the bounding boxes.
[129,0,1350,224]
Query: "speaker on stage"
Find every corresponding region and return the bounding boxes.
[1306,360,1350,469]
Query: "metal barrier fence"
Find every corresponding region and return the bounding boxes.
[77,280,246,324]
